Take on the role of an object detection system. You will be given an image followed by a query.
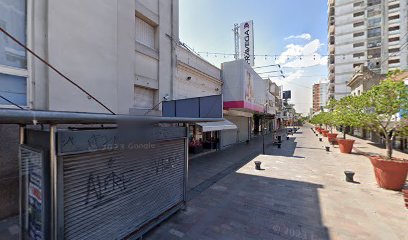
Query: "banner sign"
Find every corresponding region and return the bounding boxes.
[240,20,254,66]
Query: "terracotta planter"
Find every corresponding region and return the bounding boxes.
[327,133,338,143]
[337,139,355,154]
[369,156,408,191]
[321,130,329,137]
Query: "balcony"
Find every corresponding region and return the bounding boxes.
[389,62,400,69]
[329,64,335,71]
[328,73,335,82]
[329,24,335,34]
[329,44,335,53]
[389,39,399,46]
[388,29,400,37]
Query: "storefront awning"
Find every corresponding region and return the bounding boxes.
[196,120,237,132]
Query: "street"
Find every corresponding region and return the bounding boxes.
[146,126,408,240]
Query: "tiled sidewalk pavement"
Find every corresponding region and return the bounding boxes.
[0,130,287,239]
[316,128,408,159]
[146,126,408,240]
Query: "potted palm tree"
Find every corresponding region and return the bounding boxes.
[357,71,408,190]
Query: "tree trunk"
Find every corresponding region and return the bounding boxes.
[343,126,346,139]
[385,130,393,159]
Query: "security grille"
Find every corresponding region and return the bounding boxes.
[60,139,186,240]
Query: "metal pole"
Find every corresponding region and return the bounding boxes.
[49,125,57,240]
[262,118,265,154]
[183,123,189,204]
[18,125,25,240]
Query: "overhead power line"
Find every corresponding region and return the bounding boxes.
[0,27,116,115]
[0,95,25,109]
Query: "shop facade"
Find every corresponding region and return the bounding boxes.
[221,59,270,148]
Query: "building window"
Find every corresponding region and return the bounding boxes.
[136,16,156,49]
[389,4,399,10]
[367,8,381,17]
[0,0,27,106]
[367,0,381,6]
[368,37,381,48]
[367,27,381,38]
[389,15,399,21]
[353,32,364,37]
[134,85,155,109]
[367,17,381,28]
[353,63,363,68]
[353,21,364,27]
[353,1,364,7]
[353,52,365,58]
[389,48,399,53]
[389,36,399,42]
[389,26,400,32]
[388,59,400,64]
[353,42,364,48]
[368,48,381,59]
[353,11,364,17]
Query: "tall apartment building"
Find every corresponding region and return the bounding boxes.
[327,0,408,100]
[312,82,328,113]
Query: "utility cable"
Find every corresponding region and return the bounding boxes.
[0,27,116,115]
[0,95,25,109]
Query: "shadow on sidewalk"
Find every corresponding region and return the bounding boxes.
[147,171,331,240]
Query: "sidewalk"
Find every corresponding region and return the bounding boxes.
[187,133,278,200]
[146,126,407,240]
[314,126,408,159]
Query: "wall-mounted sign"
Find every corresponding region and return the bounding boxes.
[240,20,254,66]
[283,90,291,100]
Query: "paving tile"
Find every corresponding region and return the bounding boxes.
[146,126,408,239]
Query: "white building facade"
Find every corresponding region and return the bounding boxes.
[0,0,178,221]
[327,0,408,100]
[0,0,179,115]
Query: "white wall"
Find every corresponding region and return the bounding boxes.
[30,0,178,114]
[175,45,222,99]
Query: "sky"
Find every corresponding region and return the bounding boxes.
[179,0,328,114]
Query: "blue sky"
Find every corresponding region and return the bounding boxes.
[179,0,328,114]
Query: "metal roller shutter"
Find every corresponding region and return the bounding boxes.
[59,139,186,240]
[220,129,237,148]
[226,116,249,143]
